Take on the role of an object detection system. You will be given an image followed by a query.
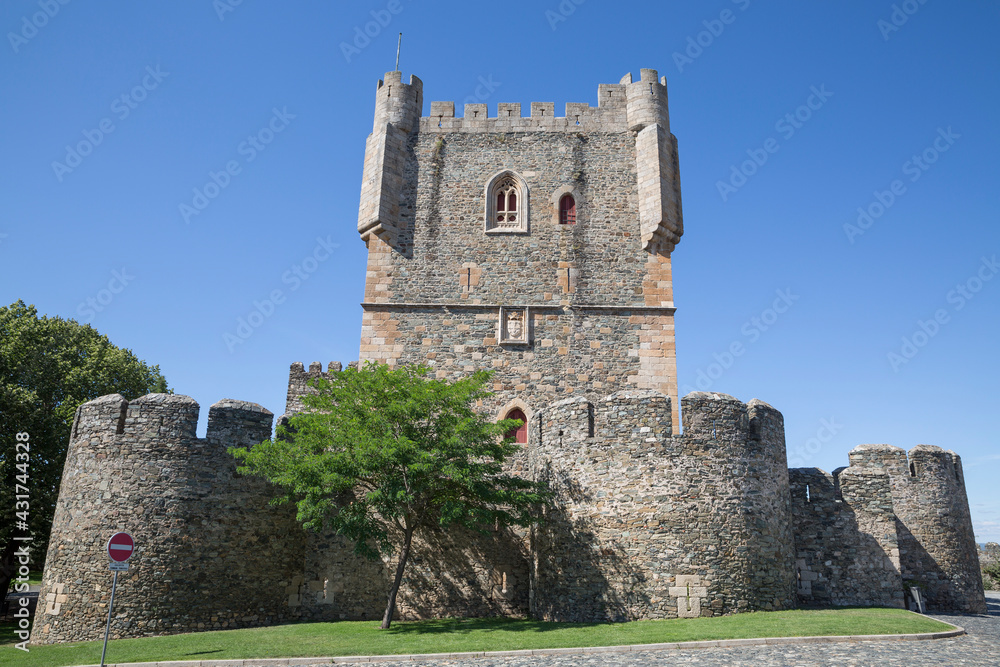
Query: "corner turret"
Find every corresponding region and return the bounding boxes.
[372,70,423,135]
[623,68,671,133]
[359,71,422,244]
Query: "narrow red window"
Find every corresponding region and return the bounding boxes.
[559,194,576,224]
[505,408,527,444]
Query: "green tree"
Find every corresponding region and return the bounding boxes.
[230,362,547,629]
[0,300,168,598]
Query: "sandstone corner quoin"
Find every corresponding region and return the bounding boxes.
[32,68,986,643]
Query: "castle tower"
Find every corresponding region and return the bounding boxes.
[357,69,684,426]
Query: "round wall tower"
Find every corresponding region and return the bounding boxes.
[32,394,305,643]
[677,393,797,615]
[528,390,796,622]
[850,443,986,612]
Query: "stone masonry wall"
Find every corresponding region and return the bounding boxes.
[358,68,682,428]
[32,394,306,643]
[788,467,903,608]
[290,525,530,623]
[528,390,797,622]
[36,386,987,642]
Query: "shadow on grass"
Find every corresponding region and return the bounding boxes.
[385,617,608,636]
[0,621,20,645]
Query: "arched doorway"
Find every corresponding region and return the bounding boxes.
[504,408,527,444]
[559,194,576,224]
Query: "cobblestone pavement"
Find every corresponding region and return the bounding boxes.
[346,592,1000,667]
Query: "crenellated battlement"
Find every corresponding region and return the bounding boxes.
[43,381,986,639]
[35,391,292,645]
[533,390,786,457]
[360,68,683,250]
[285,360,356,415]
[848,443,965,486]
[419,69,670,135]
[68,393,273,448]
[122,393,199,440]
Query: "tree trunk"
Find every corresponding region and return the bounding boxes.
[0,537,19,613]
[381,525,414,630]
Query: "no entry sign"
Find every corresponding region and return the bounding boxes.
[106,532,134,562]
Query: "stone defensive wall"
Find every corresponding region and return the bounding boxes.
[31,394,305,643]
[790,443,986,613]
[527,390,797,621]
[35,374,985,642]
[788,466,903,608]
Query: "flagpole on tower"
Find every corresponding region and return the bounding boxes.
[395,33,402,71]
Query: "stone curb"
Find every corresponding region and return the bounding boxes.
[76,622,966,667]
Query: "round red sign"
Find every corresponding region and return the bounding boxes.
[107,532,134,562]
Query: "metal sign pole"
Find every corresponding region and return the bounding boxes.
[99,570,119,667]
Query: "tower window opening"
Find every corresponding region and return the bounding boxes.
[495,184,517,224]
[486,172,528,232]
[492,177,520,227]
[559,194,576,225]
[505,408,527,444]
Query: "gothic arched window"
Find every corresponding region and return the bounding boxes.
[485,171,529,233]
[496,179,518,226]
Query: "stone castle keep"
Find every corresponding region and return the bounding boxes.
[33,69,986,643]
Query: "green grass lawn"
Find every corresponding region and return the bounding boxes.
[2,608,955,667]
[4,571,42,592]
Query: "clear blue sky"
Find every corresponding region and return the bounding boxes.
[2,1,998,542]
